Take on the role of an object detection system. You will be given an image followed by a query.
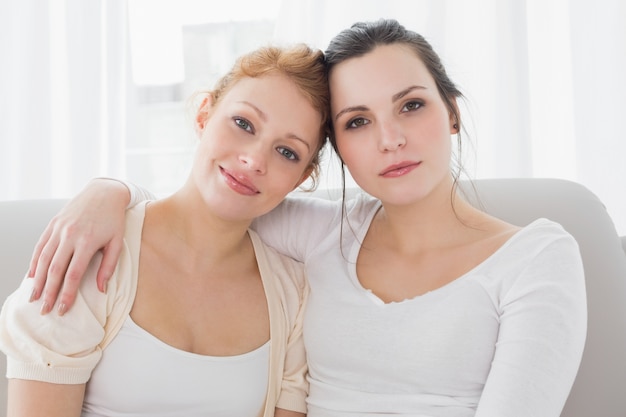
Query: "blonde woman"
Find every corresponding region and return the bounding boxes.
[0,43,330,417]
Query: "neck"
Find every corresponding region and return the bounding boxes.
[143,189,253,273]
[374,180,482,254]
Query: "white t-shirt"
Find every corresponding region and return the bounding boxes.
[253,192,587,417]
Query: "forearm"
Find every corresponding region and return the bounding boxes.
[274,407,305,417]
[88,177,133,207]
[100,177,157,208]
[78,176,155,211]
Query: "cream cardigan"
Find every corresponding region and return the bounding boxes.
[0,203,310,416]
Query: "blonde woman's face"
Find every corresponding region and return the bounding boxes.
[191,74,321,221]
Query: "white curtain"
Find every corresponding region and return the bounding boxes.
[1,0,624,234]
[0,0,130,199]
[275,0,626,234]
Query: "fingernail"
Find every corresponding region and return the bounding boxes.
[29,288,38,303]
[57,303,67,316]
[40,301,50,315]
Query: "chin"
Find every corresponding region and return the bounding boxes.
[376,184,438,206]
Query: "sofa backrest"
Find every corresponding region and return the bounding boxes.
[1,178,625,416]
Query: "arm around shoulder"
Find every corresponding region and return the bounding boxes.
[29,177,154,315]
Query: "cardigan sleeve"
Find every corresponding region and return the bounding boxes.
[120,179,157,208]
[249,230,310,415]
[275,263,310,413]
[0,205,142,385]
[0,252,109,384]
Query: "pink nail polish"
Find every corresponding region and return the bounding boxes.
[57,303,67,316]
[40,301,49,315]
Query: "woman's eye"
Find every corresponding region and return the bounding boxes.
[346,117,369,129]
[277,147,299,161]
[234,117,253,133]
[401,101,423,112]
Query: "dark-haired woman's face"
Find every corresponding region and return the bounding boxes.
[329,44,457,205]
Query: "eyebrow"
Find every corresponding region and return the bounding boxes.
[239,100,311,151]
[240,100,267,121]
[334,105,368,122]
[334,85,428,122]
[286,133,311,151]
[392,85,427,102]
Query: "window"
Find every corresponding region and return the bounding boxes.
[125,0,282,196]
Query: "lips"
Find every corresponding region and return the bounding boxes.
[220,167,260,195]
[379,161,421,178]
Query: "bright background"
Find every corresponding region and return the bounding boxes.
[1,0,625,234]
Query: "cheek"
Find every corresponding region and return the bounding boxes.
[336,132,364,164]
[195,138,216,165]
[192,135,224,177]
[415,111,452,147]
[190,148,212,185]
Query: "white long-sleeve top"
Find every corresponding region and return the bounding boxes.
[252,192,587,417]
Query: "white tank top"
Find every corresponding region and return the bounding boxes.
[81,316,270,417]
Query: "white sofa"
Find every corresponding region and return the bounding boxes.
[1,178,625,416]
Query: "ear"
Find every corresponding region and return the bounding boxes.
[448,97,460,134]
[195,94,215,135]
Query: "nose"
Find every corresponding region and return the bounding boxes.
[378,121,406,152]
[238,144,268,174]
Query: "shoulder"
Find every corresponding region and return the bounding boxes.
[248,230,308,332]
[512,218,580,253]
[476,218,583,287]
[125,202,148,236]
[480,218,585,297]
[72,205,145,328]
[248,229,307,291]
[115,202,147,281]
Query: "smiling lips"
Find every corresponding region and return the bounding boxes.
[379,161,421,178]
[220,167,260,195]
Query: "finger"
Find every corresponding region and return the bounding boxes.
[96,238,124,293]
[27,224,55,279]
[29,232,65,303]
[56,244,101,316]
[36,242,76,314]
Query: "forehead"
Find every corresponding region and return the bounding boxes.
[329,44,435,103]
[222,74,299,101]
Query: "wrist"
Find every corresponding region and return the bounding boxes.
[89,178,132,208]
